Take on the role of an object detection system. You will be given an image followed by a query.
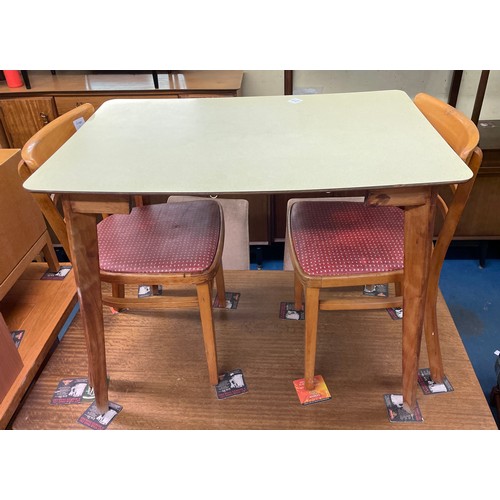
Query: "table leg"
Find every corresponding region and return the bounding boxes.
[63,197,109,414]
[402,191,435,411]
[304,287,320,391]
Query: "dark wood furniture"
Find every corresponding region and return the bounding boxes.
[444,70,500,250]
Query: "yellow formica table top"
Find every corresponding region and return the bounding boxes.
[24,90,471,196]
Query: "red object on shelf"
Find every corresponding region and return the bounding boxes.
[3,70,23,88]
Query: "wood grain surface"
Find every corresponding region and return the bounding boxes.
[11,271,496,430]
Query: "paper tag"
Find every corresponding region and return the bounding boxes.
[417,368,454,394]
[384,394,424,422]
[279,302,304,320]
[288,98,302,104]
[213,292,240,309]
[78,401,122,430]
[215,369,248,399]
[293,375,331,405]
[41,266,72,280]
[51,378,90,405]
[73,117,85,130]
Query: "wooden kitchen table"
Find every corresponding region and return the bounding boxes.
[24,91,472,414]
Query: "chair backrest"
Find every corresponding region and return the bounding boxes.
[413,93,482,287]
[414,93,479,164]
[18,104,95,259]
[20,103,95,174]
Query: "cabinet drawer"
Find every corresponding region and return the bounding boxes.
[55,94,179,115]
[0,97,57,148]
[55,96,113,115]
[179,93,237,98]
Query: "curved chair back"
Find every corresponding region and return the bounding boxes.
[415,93,482,381]
[414,92,479,163]
[20,103,95,175]
[18,104,95,259]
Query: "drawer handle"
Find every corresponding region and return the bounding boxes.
[39,112,50,125]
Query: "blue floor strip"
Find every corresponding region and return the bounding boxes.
[440,258,500,415]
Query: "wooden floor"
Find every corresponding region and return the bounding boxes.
[11,270,497,430]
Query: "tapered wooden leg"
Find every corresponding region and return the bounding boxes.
[402,190,435,411]
[215,264,226,306]
[304,286,320,391]
[424,274,445,382]
[62,196,109,413]
[41,233,59,273]
[112,283,125,298]
[294,273,303,311]
[111,283,126,313]
[196,281,219,385]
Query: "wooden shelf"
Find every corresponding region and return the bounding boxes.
[0,263,77,428]
[0,70,244,96]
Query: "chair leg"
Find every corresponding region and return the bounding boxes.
[42,237,59,273]
[112,283,125,298]
[196,281,219,385]
[304,286,320,391]
[294,273,303,311]
[424,285,445,383]
[395,280,402,297]
[215,264,226,306]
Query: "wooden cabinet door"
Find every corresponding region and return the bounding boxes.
[219,194,270,244]
[0,313,23,404]
[0,97,57,148]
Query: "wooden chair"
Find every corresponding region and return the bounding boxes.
[287,93,482,391]
[19,104,226,386]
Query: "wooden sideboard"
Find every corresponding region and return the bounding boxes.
[443,70,500,243]
[0,70,271,245]
[445,119,500,239]
[0,70,244,148]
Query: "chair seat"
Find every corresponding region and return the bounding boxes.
[289,201,404,276]
[98,200,221,274]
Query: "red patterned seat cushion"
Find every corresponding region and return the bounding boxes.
[97,200,221,274]
[289,201,404,276]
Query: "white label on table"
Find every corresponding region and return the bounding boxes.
[73,117,85,131]
[288,98,302,104]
